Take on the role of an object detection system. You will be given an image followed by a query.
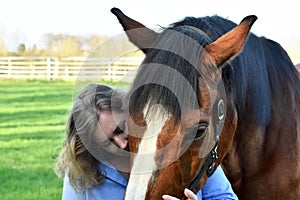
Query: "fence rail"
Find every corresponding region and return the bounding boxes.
[1,56,299,82]
[0,56,144,81]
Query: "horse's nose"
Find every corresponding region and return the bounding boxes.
[113,133,128,149]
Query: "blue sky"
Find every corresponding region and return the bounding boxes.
[0,0,299,62]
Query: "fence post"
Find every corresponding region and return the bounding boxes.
[30,61,34,76]
[7,57,12,78]
[64,67,68,79]
[54,57,59,80]
[46,57,51,81]
[108,61,112,82]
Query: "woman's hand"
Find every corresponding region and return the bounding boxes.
[162,188,198,200]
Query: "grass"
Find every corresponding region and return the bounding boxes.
[0,79,127,200]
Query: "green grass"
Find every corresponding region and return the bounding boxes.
[0,79,127,200]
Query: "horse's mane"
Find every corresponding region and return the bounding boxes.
[128,15,300,126]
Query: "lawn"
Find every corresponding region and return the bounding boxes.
[0,79,126,200]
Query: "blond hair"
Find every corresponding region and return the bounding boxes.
[55,84,124,191]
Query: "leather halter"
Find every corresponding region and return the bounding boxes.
[181,98,225,200]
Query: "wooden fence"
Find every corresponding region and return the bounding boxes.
[0,56,144,82]
[1,56,299,82]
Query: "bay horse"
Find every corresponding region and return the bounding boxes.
[111,8,300,200]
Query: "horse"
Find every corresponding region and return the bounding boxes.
[111,8,300,200]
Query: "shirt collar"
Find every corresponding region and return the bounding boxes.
[99,161,128,187]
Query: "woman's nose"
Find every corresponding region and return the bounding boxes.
[113,133,128,149]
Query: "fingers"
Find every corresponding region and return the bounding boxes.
[184,188,197,200]
[162,194,179,200]
[162,188,197,200]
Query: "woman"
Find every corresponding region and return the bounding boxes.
[55,84,237,200]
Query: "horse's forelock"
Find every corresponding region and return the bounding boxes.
[128,25,215,125]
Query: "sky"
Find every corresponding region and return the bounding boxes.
[0,0,299,62]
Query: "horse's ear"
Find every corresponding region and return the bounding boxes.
[111,7,158,54]
[205,15,257,67]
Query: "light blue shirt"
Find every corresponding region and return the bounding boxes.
[62,164,238,200]
[196,166,238,199]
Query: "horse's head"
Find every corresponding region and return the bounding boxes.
[111,8,256,199]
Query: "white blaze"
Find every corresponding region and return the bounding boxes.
[125,104,168,200]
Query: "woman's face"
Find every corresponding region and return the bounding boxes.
[98,110,128,150]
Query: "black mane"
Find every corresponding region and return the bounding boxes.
[128,15,299,126]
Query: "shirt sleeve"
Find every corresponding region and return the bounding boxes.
[197,166,238,200]
[62,175,85,200]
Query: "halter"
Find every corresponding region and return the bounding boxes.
[181,98,225,200]
[175,26,226,197]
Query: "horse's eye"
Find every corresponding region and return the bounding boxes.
[194,123,208,141]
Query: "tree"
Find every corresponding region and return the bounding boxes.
[56,36,81,57]
[27,44,41,56]
[17,43,26,55]
[0,39,7,56]
[43,34,82,56]
[86,34,108,52]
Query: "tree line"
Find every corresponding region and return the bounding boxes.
[0,33,143,57]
